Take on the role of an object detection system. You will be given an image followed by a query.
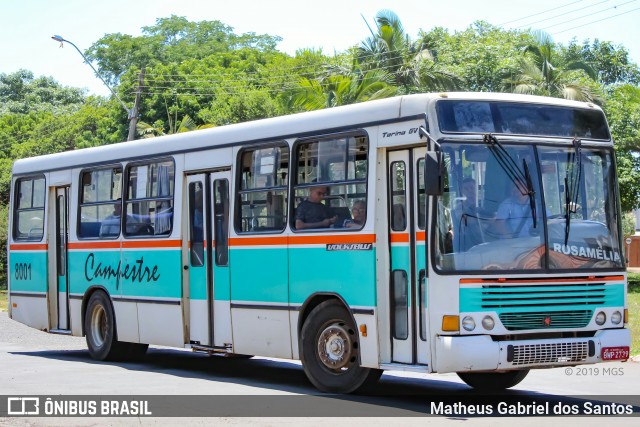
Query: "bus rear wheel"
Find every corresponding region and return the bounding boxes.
[300,300,381,393]
[85,291,130,361]
[457,369,529,390]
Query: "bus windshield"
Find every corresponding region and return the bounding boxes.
[434,142,623,272]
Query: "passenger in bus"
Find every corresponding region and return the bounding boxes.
[99,199,125,237]
[295,185,337,229]
[189,186,204,242]
[452,178,484,251]
[343,200,366,228]
[495,182,535,238]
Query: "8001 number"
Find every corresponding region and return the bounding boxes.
[14,263,32,280]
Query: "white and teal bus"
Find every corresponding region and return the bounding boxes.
[8,92,630,393]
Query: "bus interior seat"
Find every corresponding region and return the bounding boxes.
[332,206,351,225]
[80,222,102,238]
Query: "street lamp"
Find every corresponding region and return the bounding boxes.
[51,35,138,141]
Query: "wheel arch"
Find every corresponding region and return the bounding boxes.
[296,292,358,351]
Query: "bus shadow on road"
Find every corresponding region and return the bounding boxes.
[11,347,640,416]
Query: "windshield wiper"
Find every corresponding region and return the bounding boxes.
[523,159,537,228]
[484,134,536,224]
[564,137,582,245]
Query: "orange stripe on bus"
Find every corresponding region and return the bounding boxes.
[459,275,625,285]
[122,240,182,249]
[416,231,426,240]
[229,236,288,246]
[68,241,121,250]
[10,243,48,251]
[390,233,410,243]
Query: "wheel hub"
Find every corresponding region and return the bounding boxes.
[90,305,106,347]
[317,323,352,370]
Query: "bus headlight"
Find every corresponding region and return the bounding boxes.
[595,311,606,326]
[462,316,476,331]
[611,311,622,325]
[481,315,495,330]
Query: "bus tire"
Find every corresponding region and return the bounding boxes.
[457,369,529,390]
[84,291,128,361]
[300,300,380,393]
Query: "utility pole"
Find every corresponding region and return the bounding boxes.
[127,68,145,141]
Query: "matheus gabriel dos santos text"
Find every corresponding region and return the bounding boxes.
[431,401,634,415]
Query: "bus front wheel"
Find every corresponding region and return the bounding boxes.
[85,291,130,361]
[457,369,529,390]
[300,300,381,393]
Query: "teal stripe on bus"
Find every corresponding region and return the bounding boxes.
[289,247,376,307]
[69,249,182,298]
[9,251,48,293]
[460,283,624,313]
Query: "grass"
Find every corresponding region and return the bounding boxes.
[0,289,7,312]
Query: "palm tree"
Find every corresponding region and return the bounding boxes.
[136,114,213,138]
[287,68,399,111]
[358,10,461,92]
[505,31,600,102]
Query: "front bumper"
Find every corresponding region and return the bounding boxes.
[434,328,631,373]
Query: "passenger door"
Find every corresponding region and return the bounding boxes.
[184,171,232,349]
[387,148,429,365]
[54,187,70,331]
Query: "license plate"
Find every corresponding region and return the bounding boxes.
[601,347,630,361]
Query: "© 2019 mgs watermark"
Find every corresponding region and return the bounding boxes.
[564,367,625,376]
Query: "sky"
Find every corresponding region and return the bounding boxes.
[2,0,640,96]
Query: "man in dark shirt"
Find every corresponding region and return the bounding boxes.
[295,185,337,229]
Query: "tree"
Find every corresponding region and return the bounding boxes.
[417,22,534,92]
[563,39,640,86]
[604,84,640,212]
[286,68,398,111]
[358,10,461,93]
[505,31,601,102]
[0,70,86,115]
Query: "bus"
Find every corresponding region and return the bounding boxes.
[7,92,630,393]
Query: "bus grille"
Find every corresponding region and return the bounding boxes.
[460,282,624,331]
[510,342,589,366]
[499,310,592,331]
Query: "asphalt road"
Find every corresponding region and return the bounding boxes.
[0,311,638,426]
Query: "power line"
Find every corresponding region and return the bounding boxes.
[499,0,588,25]
[552,4,640,34]
[515,0,611,29]
[540,0,637,30]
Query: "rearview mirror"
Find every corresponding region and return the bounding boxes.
[425,151,444,196]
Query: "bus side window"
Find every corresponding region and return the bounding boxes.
[235,143,289,233]
[78,167,123,239]
[292,133,368,231]
[125,160,175,237]
[13,176,46,241]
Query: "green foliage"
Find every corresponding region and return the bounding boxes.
[603,85,640,212]
[417,22,535,92]
[629,273,640,292]
[0,70,86,115]
[564,39,640,86]
[505,31,601,103]
[622,212,637,238]
[358,10,461,92]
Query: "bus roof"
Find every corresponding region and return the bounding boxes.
[12,92,605,176]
